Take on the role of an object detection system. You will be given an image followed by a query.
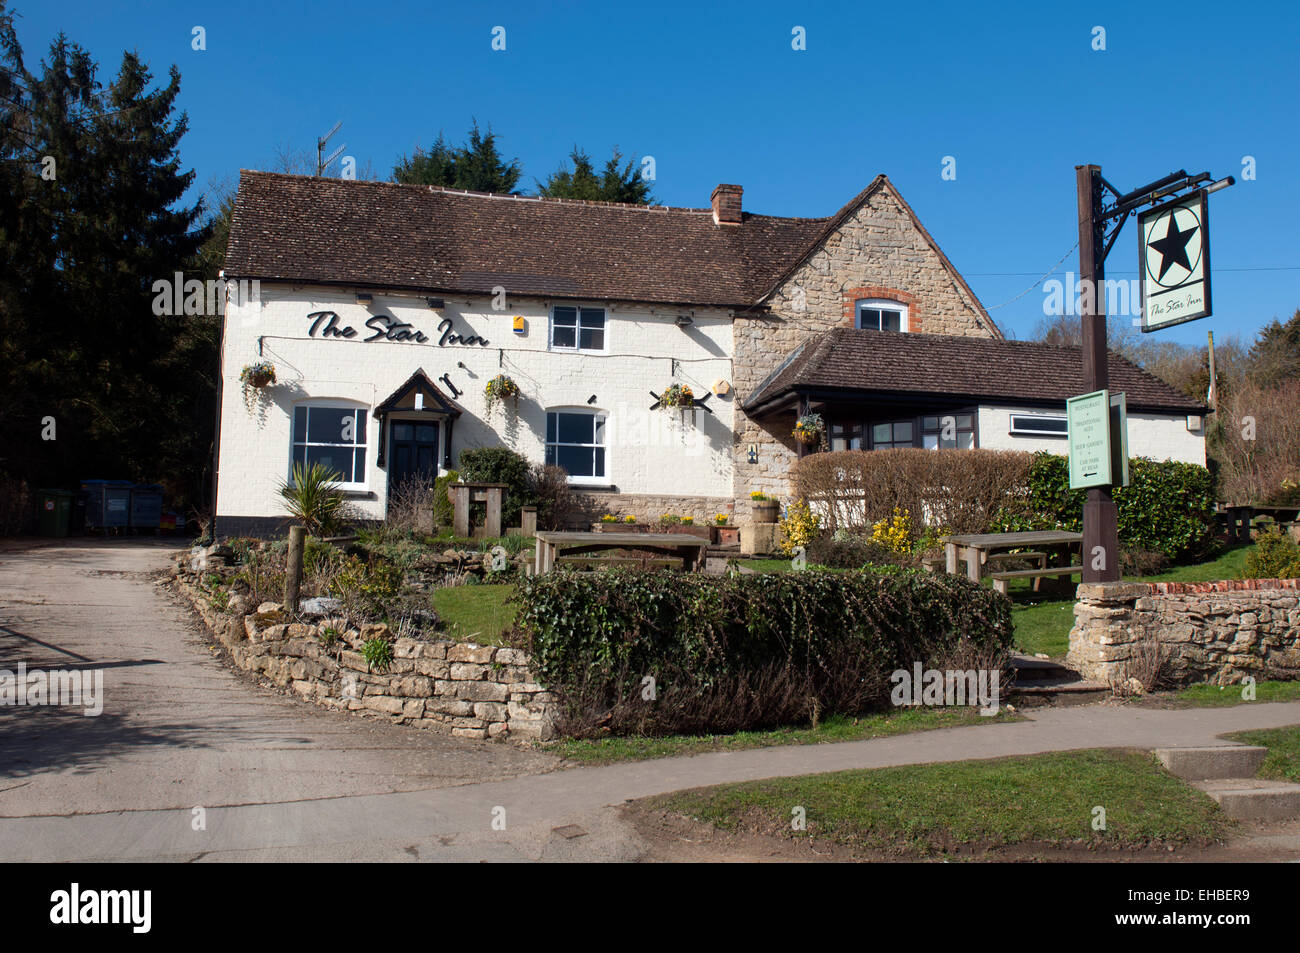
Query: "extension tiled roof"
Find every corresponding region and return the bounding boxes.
[743,328,1207,414]
[223,170,837,307]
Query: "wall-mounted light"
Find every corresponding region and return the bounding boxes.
[426,297,445,310]
[356,292,373,305]
[675,315,693,327]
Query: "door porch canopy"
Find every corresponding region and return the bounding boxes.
[372,369,464,469]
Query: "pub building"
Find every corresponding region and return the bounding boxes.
[213,171,1206,536]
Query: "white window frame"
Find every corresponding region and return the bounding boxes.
[290,400,369,491]
[1009,413,1069,438]
[549,305,607,352]
[855,298,910,333]
[545,407,608,485]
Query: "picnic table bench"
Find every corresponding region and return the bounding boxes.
[944,530,1084,594]
[1221,504,1300,544]
[533,531,709,575]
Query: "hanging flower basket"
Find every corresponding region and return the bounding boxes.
[484,374,519,414]
[240,361,276,389]
[659,383,695,411]
[793,412,824,445]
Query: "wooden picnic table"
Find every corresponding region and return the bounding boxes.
[944,530,1083,584]
[533,531,709,574]
[1221,503,1300,544]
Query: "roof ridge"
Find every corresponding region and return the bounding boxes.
[238,169,716,215]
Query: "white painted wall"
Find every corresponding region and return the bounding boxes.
[217,284,735,520]
[977,404,1206,465]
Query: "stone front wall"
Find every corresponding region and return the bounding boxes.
[172,568,557,741]
[733,181,1002,502]
[1067,579,1300,686]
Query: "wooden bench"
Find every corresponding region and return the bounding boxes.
[988,565,1084,595]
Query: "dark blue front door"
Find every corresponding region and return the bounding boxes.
[389,421,440,489]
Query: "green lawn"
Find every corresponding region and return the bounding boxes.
[432,583,517,645]
[1224,725,1300,782]
[548,707,1019,765]
[649,748,1229,857]
[1160,681,1300,709]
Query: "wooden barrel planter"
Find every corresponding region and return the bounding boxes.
[752,501,779,524]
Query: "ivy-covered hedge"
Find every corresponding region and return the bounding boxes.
[993,453,1216,561]
[512,568,1014,737]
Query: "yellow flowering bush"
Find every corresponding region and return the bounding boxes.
[779,499,821,556]
[870,507,913,554]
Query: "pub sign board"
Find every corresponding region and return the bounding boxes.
[1138,189,1212,332]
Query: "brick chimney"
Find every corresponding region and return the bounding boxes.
[710,184,743,225]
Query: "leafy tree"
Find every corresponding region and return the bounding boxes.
[393,121,521,194]
[537,146,655,204]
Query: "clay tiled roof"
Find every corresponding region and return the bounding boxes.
[744,328,1207,414]
[224,171,836,307]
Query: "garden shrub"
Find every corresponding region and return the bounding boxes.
[458,447,535,530]
[995,453,1216,561]
[778,499,821,556]
[432,469,459,528]
[806,533,918,571]
[1243,528,1300,579]
[512,567,1014,737]
[527,463,574,531]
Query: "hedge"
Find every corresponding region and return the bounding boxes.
[511,567,1014,737]
[793,448,1033,537]
[993,453,1216,561]
[792,448,1216,562]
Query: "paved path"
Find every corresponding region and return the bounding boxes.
[3,538,1299,861]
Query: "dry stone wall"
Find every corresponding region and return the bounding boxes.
[1067,579,1300,686]
[172,563,556,741]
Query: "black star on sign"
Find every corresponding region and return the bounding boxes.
[1147,212,1199,282]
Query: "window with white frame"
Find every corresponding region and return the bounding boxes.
[550,305,606,351]
[1009,414,1068,437]
[545,409,606,482]
[855,298,909,332]
[291,403,368,488]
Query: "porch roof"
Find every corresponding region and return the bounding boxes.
[742,328,1207,417]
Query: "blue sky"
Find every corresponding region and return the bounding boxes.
[12,0,1298,346]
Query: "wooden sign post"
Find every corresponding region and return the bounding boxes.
[1072,163,1232,583]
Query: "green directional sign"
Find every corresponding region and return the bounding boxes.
[1068,389,1112,489]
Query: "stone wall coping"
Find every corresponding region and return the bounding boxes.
[1078,577,1300,600]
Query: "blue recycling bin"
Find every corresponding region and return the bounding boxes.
[129,483,164,530]
[81,480,133,530]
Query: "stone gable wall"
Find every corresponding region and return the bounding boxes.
[1067,579,1300,686]
[732,185,999,506]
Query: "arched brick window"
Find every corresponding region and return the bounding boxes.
[841,286,919,332]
